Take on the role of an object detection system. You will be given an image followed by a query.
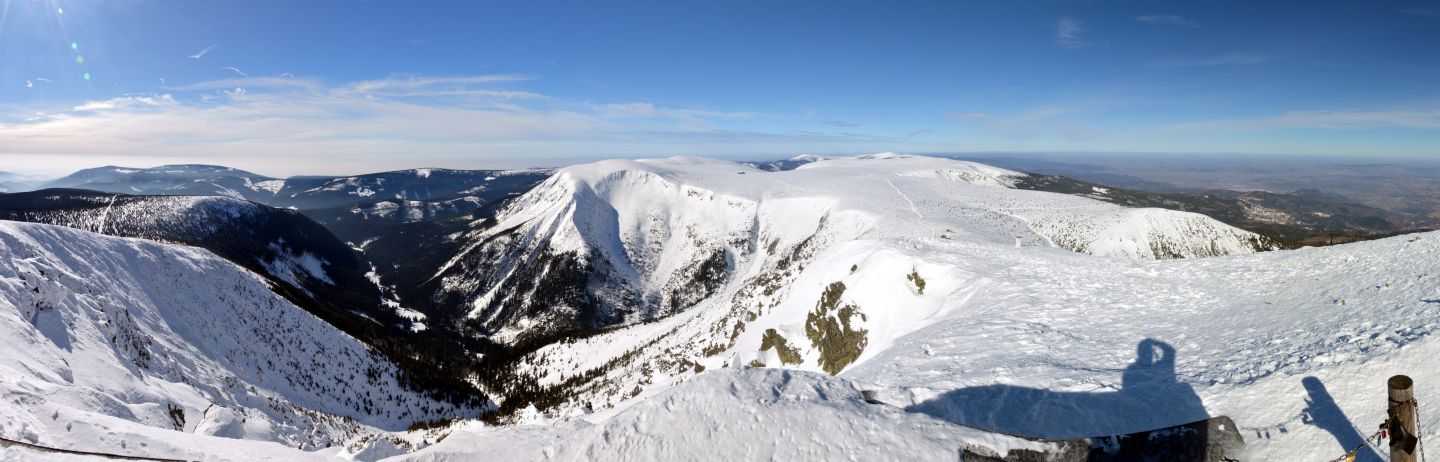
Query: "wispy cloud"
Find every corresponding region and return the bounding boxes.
[1173,107,1440,131]
[945,113,993,122]
[341,74,535,94]
[1398,8,1440,18]
[0,74,883,174]
[189,44,218,59]
[1056,17,1089,49]
[1135,14,1199,27]
[25,77,54,89]
[221,66,248,77]
[947,107,1096,140]
[1149,52,1268,68]
[594,102,760,130]
[822,120,863,128]
[165,76,320,92]
[904,128,934,138]
[72,95,178,112]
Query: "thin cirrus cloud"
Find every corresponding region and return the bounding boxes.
[1056,16,1089,49]
[1397,8,1440,18]
[1171,108,1440,132]
[1149,53,1268,68]
[0,74,897,175]
[1135,14,1199,27]
[946,107,1096,141]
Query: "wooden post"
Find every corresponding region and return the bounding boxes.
[1390,375,1418,462]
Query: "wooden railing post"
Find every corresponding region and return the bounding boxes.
[1390,375,1418,462]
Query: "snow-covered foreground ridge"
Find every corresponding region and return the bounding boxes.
[0,221,473,461]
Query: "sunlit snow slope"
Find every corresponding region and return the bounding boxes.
[457,229,1440,461]
[0,221,477,460]
[430,154,1271,343]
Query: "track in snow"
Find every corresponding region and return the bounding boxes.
[884,179,924,219]
[94,194,118,235]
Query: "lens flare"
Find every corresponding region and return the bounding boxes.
[82,72,91,80]
[71,42,78,50]
[75,55,84,64]
[57,7,63,14]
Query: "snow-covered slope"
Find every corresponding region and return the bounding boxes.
[29,165,552,213]
[0,189,404,330]
[412,210,1440,462]
[276,168,552,211]
[41,164,278,201]
[0,221,480,459]
[746,154,829,172]
[429,155,1270,342]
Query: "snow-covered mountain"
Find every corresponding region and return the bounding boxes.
[427,155,1272,344]
[0,171,45,193]
[41,164,278,201]
[745,154,829,172]
[0,189,397,329]
[1013,172,1426,245]
[0,221,484,460]
[31,165,552,212]
[275,168,552,211]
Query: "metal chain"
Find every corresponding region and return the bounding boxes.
[1416,397,1426,462]
[1323,423,1387,462]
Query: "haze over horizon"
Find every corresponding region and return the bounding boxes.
[3,0,1440,176]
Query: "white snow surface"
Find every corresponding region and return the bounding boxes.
[398,368,1052,461]
[425,155,1435,461]
[251,179,287,194]
[0,221,476,461]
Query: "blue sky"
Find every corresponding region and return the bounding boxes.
[2,0,1439,175]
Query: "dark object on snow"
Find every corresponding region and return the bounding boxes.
[905,338,1243,460]
[959,416,1246,462]
[1389,375,1419,462]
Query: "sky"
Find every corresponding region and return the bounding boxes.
[2,0,1439,176]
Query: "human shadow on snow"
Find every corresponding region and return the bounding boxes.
[1301,376,1382,461]
[905,338,1208,440]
